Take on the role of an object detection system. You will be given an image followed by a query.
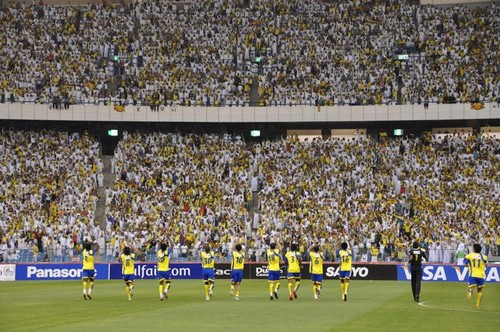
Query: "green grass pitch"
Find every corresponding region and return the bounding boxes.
[0,280,498,332]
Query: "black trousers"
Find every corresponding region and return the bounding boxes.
[411,265,422,298]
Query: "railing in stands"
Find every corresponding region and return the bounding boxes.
[1,102,499,123]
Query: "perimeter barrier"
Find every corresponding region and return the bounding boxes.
[1,263,498,282]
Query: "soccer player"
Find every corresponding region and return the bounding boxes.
[157,239,173,301]
[82,242,95,300]
[309,244,324,301]
[284,243,302,300]
[267,242,281,300]
[201,245,215,301]
[339,242,352,301]
[230,243,245,300]
[120,245,136,301]
[464,243,488,309]
[407,241,427,302]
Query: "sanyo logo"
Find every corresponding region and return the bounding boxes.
[325,266,369,278]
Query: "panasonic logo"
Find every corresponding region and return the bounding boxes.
[27,266,82,279]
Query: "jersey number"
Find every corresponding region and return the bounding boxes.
[471,258,481,268]
[126,259,130,267]
[341,256,350,263]
[236,257,243,264]
[204,258,213,265]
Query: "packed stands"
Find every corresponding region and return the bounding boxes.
[103,132,252,261]
[1,129,499,263]
[1,0,499,264]
[0,0,498,107]
[0,130,103,262]
[99,132,499,263]
[249,134,500,263]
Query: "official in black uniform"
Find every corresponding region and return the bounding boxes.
[408,241,427,302]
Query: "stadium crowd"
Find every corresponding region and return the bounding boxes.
[0,129,499,263]
[0,130,103,262]
[100,131,500,264]
[0,0,498,107]
[104,132,253,260]
[403,4,500,104]
[249,133,500,263]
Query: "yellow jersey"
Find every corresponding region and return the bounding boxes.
[82,249,94,270]
[465,252,488,279]
[267,248,281,272]
[157,249,171,272]
[309,252,324,274]
[121,253,136,275]
[231,250,245,270]
[285,251,301,273]
[201,251,215,269]
[339,249,352,271]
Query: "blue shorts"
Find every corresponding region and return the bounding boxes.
[82,269,95,279]
[287,272,301,279]
[158,270,171,281]
[268,270,281,281]
[311,273,323,283]
[202,268,215,280]
[339,270,351,279]
[231,270,243,283]
[123,274,135,282]
[468,276,485,288]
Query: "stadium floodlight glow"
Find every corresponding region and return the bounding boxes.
[108,129,119,137]
[394,129,404,136]
[255,56,262,63]
[113,55,119,61]
[250,130,261,137]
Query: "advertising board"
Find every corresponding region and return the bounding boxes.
[0,264,16,281]
[15,263,109,281]
[397,264,500,282]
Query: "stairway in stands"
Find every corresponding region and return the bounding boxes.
[249,74,260,106]
[95,155,114,235]
[250,191,260,228]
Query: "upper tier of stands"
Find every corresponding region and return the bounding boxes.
[0,0,498,107]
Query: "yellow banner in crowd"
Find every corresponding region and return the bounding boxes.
[114,105,125,112]
[471,102,484,110]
